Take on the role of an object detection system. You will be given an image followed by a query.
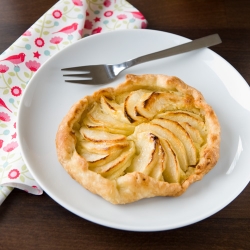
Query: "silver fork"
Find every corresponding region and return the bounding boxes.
[62,34,221,85]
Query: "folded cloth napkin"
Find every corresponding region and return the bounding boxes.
[0,0,147,204]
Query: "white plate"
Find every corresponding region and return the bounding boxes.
[17,30,250,231]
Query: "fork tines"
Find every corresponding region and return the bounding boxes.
[61,66,91,72]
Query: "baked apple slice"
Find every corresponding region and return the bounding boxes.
[131,123,189,171]
[151,118,197,165]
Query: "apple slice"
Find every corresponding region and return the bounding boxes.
[100,96,130,124]
[160,138,184,183]
[151,118,197,165]
[89,103,134,130]
[84,116,130,135]
[80,140,129,154]
[104,145,135,180]
[133,91,155,119]
[82,115,104,130]
[77,149,107,162]
[127,132,160,175]
[82,121,127,136]
[180,122,204,147]
[148,143,165,181]
[130,123,188,171]
[86,103,134,135]
[160,110,204,121]
[157,111,206,138]
[93,141,135,180]
[77,140,129,169]
[135,91,185,119]
[80,127,126,143]
[124,90,150,123]
[87,148,124,168]
[100,96,120,113]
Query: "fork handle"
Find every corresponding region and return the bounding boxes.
[124,34,221,69]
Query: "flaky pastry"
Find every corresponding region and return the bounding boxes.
[56,74,220,204]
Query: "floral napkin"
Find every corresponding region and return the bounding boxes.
[0,0,147,204]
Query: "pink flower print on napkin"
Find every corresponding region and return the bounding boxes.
[50,37,63,44]
[35,38,45,48]
[0,64,9,73]
[104,11,113,17]
[8,169,20,180]
[50,37,64,51]
[72,0,83,6]
[52,10,63,19]
[117,14,127,20]
[0,112,11,122]
[23,30,31,36]
[130,11,146,20]
[11,86,22,97]
[92,27,102,34]
[78,29,84,37]
[104,0,111,7]
[3,141,18,152]
[25,60,41,72]
[84,20,93,29]
[141,22,147,29]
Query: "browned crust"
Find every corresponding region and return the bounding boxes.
[55,74,221,204]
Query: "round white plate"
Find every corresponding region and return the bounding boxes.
[17,30,250,231]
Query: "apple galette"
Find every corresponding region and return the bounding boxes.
[56,74,220,204]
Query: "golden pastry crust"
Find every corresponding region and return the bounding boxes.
[56,74,220,204]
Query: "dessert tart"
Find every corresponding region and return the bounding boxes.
[56,74,220,204]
